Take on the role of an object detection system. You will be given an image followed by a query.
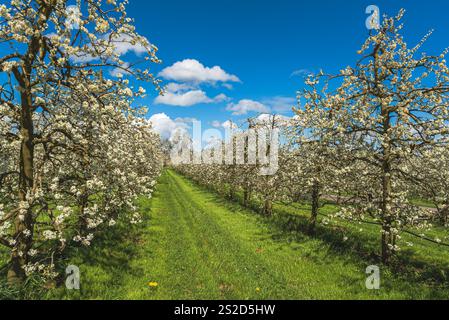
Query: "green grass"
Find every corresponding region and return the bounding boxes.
[43,170,449,300]
[410,197,438,209]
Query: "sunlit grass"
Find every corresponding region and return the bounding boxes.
[43,170,449,299]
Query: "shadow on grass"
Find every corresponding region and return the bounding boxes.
[49,198,154,299]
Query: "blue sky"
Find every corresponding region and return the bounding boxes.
[125,0,449,138]
[3,0,449,139]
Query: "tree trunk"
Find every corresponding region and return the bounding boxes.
[380,112,393,264]
[293,191,302,203]
[263,198,273,216]
[7,1,54,285]
[381,223,391,264]
[8,90,35,285]
[439,204,449,226]
[308,182,320,235]
[228,187,236,200]
[78,193,89,234]
[243,187,251,207]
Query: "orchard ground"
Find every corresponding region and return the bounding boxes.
[1,170,449,299]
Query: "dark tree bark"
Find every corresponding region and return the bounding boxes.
[7,0,54,285]
[8,76,35,285]
[308,182,320,235]
[243,186,251,207]
[263,198,273,216]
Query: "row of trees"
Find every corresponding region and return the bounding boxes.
[0,0,163,285]
[175,11,449,264]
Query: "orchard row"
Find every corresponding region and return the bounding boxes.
[175,10,449,264]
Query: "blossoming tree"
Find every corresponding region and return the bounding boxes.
[0,0,162,284]
[294,10,449,263]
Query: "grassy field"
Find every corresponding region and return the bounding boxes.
[37,169,447,300]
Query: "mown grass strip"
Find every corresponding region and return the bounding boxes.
[42,170,449,300]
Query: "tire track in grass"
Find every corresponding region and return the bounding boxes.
[112,171,353,299]
[165,171,400,299]
[53,170,449,300]
[143,173,220,299]
[166,170,291,299]
[167,171,324,299]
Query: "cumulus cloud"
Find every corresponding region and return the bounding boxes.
[159,59,240,84]
[226,99,270,115]
[148,113,192,140]
[154,82,230,107]
[166,82,195,92]
[223,96,295,115]
[154,90,229,107]
[154,59,238,107]
[154,90,213,107]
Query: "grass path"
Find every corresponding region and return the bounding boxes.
[55,170,449,300]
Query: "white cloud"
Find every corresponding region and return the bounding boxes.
[166,82,195,92]
[154,82,229,107]
[148,113,190,140]
[290,69,314,78]
[155,59,237,107]
[222,120,238,129]
[262,96,296,113]
[159,59,240,84]
[211,120,222,128]
[223,96,295,115]
[70,33,149,63]
[255,113,291,125]
[110,33,148,56]
[214,93,231,103]
[109,62,131,77]
[154,90,229,107]
[175,117,198,124]
[65,5,81,30]
[203,131,223,146]
[69,52,96,64]
[226,99,270,115]
[222,83,234,90]
[211,120,238,130]
[154,90,212,107]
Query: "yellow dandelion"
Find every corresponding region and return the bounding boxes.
[148,281,158,287]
